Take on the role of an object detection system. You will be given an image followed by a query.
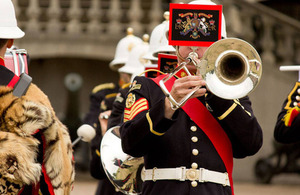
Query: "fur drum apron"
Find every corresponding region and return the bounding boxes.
[0,63,75,194]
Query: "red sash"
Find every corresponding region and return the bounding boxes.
[152,75,234,194]
[0,57,4,66]
[0,57,20,88]
[8,75,19,88]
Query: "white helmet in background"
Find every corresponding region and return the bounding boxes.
[188,0,227,38]
[0,0,25,39]
[118,34,150,82]
[153,21,176,57]
[109,28,142,71]
[152,16,176,58]
[143,12,171,62]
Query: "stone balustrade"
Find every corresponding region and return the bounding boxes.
[14,0,168,60]
[13,0,300,67]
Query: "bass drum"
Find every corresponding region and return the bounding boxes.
[100,126,144,195]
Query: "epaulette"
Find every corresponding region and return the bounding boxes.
[284,82,300,110]
[128,80,141,92]
[92,83,115,94]
[105,93,118,99]
[282,106,300,127]
[121,83,131,89]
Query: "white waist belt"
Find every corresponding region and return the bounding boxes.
[143,167,230,186]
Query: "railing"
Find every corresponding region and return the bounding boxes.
[13,0,300,67]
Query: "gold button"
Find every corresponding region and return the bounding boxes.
[191,136,198,143]
[297,96,300,101]
[190,126,197,132]
[293,102,298,107]
[192,149,199,156]
[189,170,196,179]
[191,181,198,187]
[93,123,97,128]
[191,163,198,169]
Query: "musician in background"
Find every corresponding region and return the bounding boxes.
[104,34,149,131]
[87,29,142,195]
[119,1,263,194]
[99,16,177,194]
[274,82,300,143]
[106,13,176,131]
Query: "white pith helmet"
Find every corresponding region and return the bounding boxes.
[0,0,25,39]
[152,12,176,58]
[118,34,150,82]
[188,0,227,38]
[143,12,171,62]
[109,28,142,71]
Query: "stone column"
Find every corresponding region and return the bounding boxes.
[148,0,163,32]
[87,0,102,35]
[67,0,82,35]
[128,0,143,35]
[26,0,40,34]
[107,0,122,35]
[47,0,62,34]
[261,16,276,66]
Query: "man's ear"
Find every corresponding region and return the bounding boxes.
[7,39,14,48]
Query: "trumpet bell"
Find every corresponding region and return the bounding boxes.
[100,126,144,195]
[199,38,262,99]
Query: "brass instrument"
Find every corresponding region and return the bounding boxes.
[160,38,262,109]
[100,126,144,195]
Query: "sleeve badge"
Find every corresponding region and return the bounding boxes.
[126,93,136,109]
[124,97,149,122]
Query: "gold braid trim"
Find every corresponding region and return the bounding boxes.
[218,103,237,120]
[146,112,164,136]
[92,83,115,94]
[105,93,118,99]
[217,99,252,120]
[96,149,100,157]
